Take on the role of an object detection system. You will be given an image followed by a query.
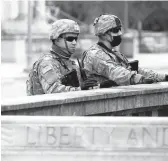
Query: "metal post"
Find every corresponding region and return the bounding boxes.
[138,20,142,53]
[124,0,128,33]
[27,0,33,69]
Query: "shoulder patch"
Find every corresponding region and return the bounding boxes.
[41,66,53,74]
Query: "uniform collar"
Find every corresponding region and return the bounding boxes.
[97,42,129,66]
[97,42,113,53]
[51,44,71,60]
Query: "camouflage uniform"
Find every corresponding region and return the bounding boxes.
[27,19,82,95]
[81,15,166,85]
[82,44,166,85]
[38,52,81,93]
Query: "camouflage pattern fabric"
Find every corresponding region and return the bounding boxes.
[26,58,45,96]
[37,52,81,94]
[138,67,165,82]
[49,19,80,40]
[93,14,122,36]
[81,44,166,85]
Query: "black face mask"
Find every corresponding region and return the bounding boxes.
[110,36,122,47]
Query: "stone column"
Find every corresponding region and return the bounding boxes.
[17,1,27,20]
[32,0,50,33]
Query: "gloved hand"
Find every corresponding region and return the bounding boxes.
[165,75,168,81]
[100,80,118,88]
[140,76,155,84]
[81,78,98,90]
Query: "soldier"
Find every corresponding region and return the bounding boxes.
[26,19,97,95]
[81,14,168,87]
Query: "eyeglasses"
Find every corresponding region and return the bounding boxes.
[64,36,78,42]
[110,27,121,33]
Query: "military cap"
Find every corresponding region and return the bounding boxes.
[94,14,122,36]
[49,19,80,40]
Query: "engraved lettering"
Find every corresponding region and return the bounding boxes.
[162,127,168,147]
[22,125,168,150]
[127,128,137,145]
[142,128,158,147]
[108,128,116,146]
[37,126,42,145]
[46,127,57,145]
[26,126,37,145]
[73,127,84,147]
[104,128,115,145]
[95,127,114,145]
[60,127,71,146]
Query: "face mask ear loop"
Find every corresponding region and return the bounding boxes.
[105,32,113,46]
[63,37,73,56]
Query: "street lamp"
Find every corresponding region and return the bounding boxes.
[124,0,129,33]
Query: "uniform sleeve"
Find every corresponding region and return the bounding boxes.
[138,67,166,82]
[83,51,143,86]
[38,60,80,93]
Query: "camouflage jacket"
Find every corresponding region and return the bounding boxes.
[81,43,166,85]
[37,52,81,94]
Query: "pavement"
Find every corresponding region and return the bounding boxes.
[1,53,168,100]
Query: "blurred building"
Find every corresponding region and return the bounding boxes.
[1,0,50,35]
[143,8,168,32]
[1,0,51,68]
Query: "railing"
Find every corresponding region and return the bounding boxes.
[1,82,168,116]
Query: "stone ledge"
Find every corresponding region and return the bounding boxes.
[2,83,168,112]
[1,116,168,161]
[2,116,168,124]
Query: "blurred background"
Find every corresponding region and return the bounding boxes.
[1,0,168,99]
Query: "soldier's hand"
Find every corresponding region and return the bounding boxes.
[100,80,118,88]
[81,78,98,90]
[140,76,154,84]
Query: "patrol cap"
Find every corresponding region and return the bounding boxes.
[49,19,80,40]
[93,14,122,36]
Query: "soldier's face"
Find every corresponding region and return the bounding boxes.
[105,30,122,47]
[57,33,78,53]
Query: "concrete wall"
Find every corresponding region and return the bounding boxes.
[1,116,168,161]
[1,83,168,116]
